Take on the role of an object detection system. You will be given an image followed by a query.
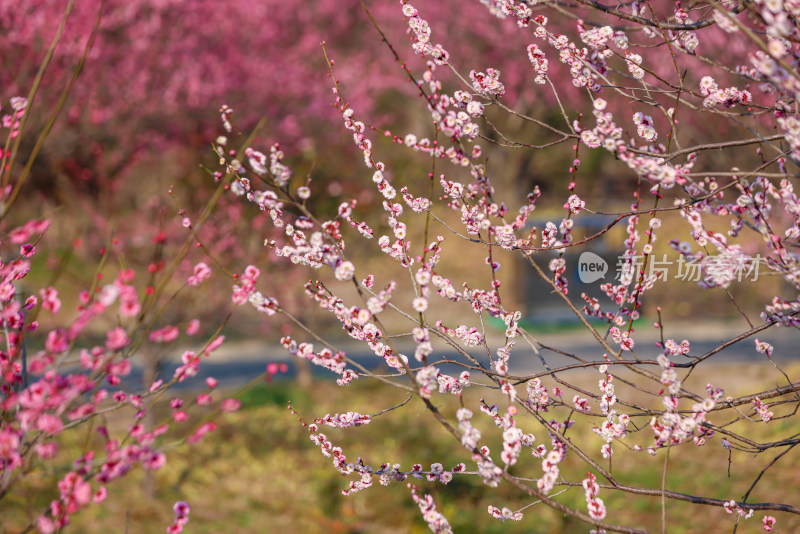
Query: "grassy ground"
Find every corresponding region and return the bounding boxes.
[2,363,799,533]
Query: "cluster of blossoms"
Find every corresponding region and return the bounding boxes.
[579,24,615,50]
[723,499,754,520]
[576,98,684,193]
[649,380,723,449]
[1,96,27,144]
[16,0,800,532]
[476,451,504,488]
[478,0,534,27]
[656,353,682,396]
[673,184,794,290]
[591,367,628,458]
[457,407,481,451]
[751,397,774,423]
[454,409,504,488]
[572,395,591,413]
[412,325,432,361]
[549,24,602,89]
[436,369,471,395]
[749,50,800,106]
[778,116,800,160]
[757,0,800,42]
[492,343,513,377]
[526,378,551,412]
[416,462,456,484]
[487,504,523,521]
[762,296,800,327]
[563,193,585,214]
[699,74,753,108]
[187,262,212,287]
[435,321,484,346]
[402,1,449,65]
[593,412,629,461]
[624,51,645,80]
[166,501,190,534]
[304,431,378,498]
[712,3,744,34]
[609,326,635,351]
[755,338,775,357]
[537,432,566,494]
[299,400,466,494]
[526,43,548,84]
[281,337,358,386]
[415,366,439,398]
[480,403,533,467]
[317,412,372,428]
[410,486,453,533]
[300,279,413,374]
[469,68,505,97]
[596,365,617,414]
[632,112,657,143]
[243,144,292,187]
[663,338,690,357]
[174,337,225,384]
[582,472,606,521]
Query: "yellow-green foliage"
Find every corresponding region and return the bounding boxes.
[4,367,798,533]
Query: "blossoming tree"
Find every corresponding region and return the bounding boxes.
[208,1,800,532]
[3,0,800,533]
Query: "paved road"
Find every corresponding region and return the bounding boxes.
[121,321,799,391]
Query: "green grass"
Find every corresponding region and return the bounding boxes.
[2,369,798,534]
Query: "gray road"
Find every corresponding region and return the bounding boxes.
[122,322,799,391]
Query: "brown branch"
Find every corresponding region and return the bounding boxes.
[673,317,789,368]
[571,0,743,30]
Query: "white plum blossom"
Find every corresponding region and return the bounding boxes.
[334,261,355,281]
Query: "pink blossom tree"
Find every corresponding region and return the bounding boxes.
[0,113,242,533]
[0,0,537,339]
[0,0,534,198]
[0,20,255,529]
